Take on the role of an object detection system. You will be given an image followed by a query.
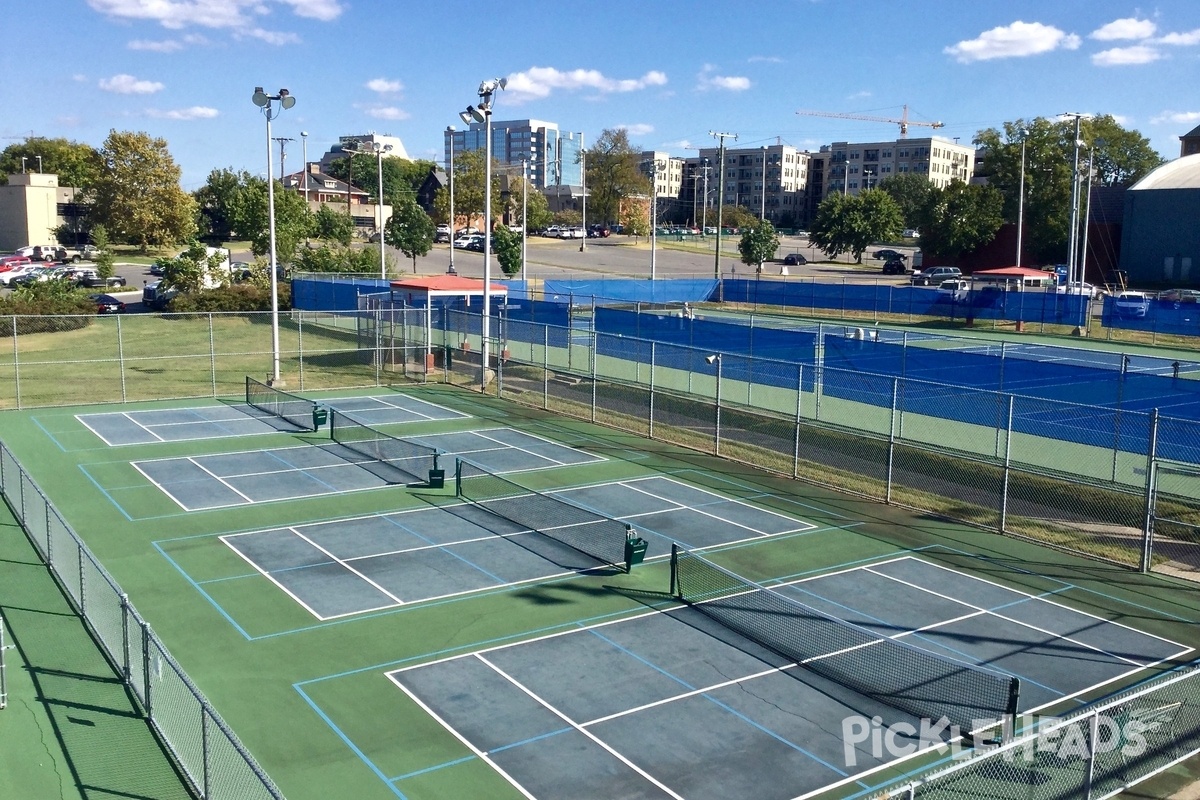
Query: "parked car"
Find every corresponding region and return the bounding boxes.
[560,227,585,239]
[73,268,127,289]
[544,225,562,238]
[434,230,451,243]
[703,226,717,235]
[910,266,962,286]
[1114,291,1149,318]
[464,237,485,252]
[902,229,920,239]
[33,245,68,262]
[587,224,610,238]
[149,262,165,276]
[0,263,38,285]
[11,266,70,285]
[452,235,475,249]
[796,230,810,238]
[782,253,807,266]
[1159,288,1200,305]
[1056,281,1102,299]
[73,245,103,262]
[88,293,126,314]
[873,249,906,261]
[937,279,971,299]
[881,258,909,275]
[0,255,32,270]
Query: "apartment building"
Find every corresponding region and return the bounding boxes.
[679,144,810,226]
[446,119,583,191]
[639,151,685,198]
[814,136,975,202]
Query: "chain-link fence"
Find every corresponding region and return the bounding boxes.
[0,441,284,799]
[875,662,1200,799]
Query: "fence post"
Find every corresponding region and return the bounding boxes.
[886,378,898,503]
[649,342,656,439]
[714,356,722,456]
[117,313,128,403]
[542,324,549,411]
[77,539,86,615]
[1142,409,1160,573]
[1001,396,1014,534]
[13,316,20,410]
[208,313,216,398]
[202,706,212,799]
[590,331,597,423]
[142,622,152,718]
[298,311,306,389]
[793,365,803,479]
[1083,709,1099,797]
[121,593,131,684]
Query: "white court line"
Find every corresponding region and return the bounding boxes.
[76,411,168,447]
[289,527,407,608]
[387,672,538,800]
[617,479,814,537]
[475,653,686,800]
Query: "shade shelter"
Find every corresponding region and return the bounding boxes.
[388,275,508,369]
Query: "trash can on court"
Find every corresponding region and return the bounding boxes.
[312,406,328,430]
[624,526,648,572]
[427,468,445,489]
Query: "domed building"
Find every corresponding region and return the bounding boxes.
[1120,153,1200,286]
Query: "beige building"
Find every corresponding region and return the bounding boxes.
[683,144,810,226]
[639,151,686,200]
[284,164,392,236]
[816,136,975,202]
[0,172,84,251]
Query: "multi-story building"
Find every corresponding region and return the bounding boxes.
[0,172,86,251]
[318,133,410,170]
[677,144,810,226]
[812,136,975,204]
[282,164,389,236]
[445,119,583,191]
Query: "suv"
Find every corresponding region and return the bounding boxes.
[881,258,908,275]
[911,266,962,286]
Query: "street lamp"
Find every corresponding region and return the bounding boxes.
[35,155,43,173]
[460,76,507,391]
[446,125,456,274]
[300,131,309,205]
[579,132,586,252]
[863,168,873,190]
[521,158,529,282]
[760,146,767,221]
[1016,129,1027,269]
[643,159,663,281]
[251,86,295,387]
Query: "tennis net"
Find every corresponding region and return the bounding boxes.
[329,410,439,484]
[456,458,633,570]
[671,546,1019,734]
[245,376,317,431]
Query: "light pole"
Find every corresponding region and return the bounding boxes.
[35,155,42,173]
[346,140,393,279]
[760,146,767,220]
[702,158,709,232]
[300,131,309,205]
[645,159,662,281]
[1064,112,1085,287]
[706,353,722,454]
[711,131,737,279]
[19,156,25,174]
[251,86,295,387]
[863,168,873,191]
[1016,130,1027,269]
[521,158,529,282]
[461,77,507,391]
[446,126,456,273]
[579,132,586,252]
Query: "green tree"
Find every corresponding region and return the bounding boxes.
[738,221,780,272]
[326,154,436,207]
[88,130,197,251]
[809,190,902,262]
[0,137,102,188]
[430,149,494,231]
[877,173,935,230]
[491,224,523,277]
[158,242,232,294]
[194,167,257,241]
[620,200,650,239]
[89,224,116,282]
[718,205,760,231]
[385,197,435,273]
[314,204,354,245]
[974,114,1163,262]
[585,129,650,224]
[291,244,380,274]
[502,174,553,233]
[915,181,1004,259]
[240,178,313,265]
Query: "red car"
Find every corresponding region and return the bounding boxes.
[0,255,32,271]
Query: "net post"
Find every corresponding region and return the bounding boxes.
[454,458,463,496]
[669,543,679,598]
[244,375,251,404]
[1005,677,1021,741]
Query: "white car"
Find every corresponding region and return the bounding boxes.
[560,227,585,239]
[544,225,562,238]
[1056,281,1102,299]
[937,279,971,299]
[0,263,38,286]
[1114,291,1149,318]
[452,235,475,249]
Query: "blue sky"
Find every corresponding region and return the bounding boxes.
[3,0,1198,190]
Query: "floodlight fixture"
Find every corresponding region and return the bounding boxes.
[705,354,720,365]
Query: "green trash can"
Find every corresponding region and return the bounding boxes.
[624,530,648,572]
[312,406,328,430]
[427,468,445,489]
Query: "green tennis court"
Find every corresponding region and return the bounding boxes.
[3,382,1200,800]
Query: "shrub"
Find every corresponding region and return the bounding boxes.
[167,283,292,313]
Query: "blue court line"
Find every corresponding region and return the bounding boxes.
[151,541,254,640]
[256,448,343,493]
[389,754,477,782]
[76,464,135,522]
[584,626,852,779]
[486,726,573,755]
[31,416,70,452]
[386,515,507,586]
[293,683,408,799]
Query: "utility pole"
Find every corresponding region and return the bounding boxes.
[710,131,737,279]
[701,159,711,230]
[579,131,586,252]
[272,136,294,180]
[1062,113,1085,287]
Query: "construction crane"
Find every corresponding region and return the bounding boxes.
[796,105,944,138]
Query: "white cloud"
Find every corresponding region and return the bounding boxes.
[128,38,183,52]
[847,90,872,100]
[241,28,301,45]
[366,78,403,94]
[1150,110,1200,124]
[696,64,751,92]
[86,0,342,30]
[665,139,697,151]
[366,107,409,121]
[1092,45,1162,66]
[1109,114,1132,125]
[99,74,164,94]
[72,74,88,83]
[504,66,668,101]
[747,55,783,63]
[617,123,654,136]
[1090,18,1156,41]
[146,106,219,120]
[944,21,1081,63]
[1157,28,1200,46]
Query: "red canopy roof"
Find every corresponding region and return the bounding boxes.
[972,267,1053,278]
[389,275,507,293]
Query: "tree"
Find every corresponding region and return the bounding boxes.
[718,205,761,231]
[90,224,116,281]
[239,178,313,265]
[584,129,650,224]
[877,173,935,230]
[553,209,582,227]
[384,197,435,273]
[292,244,380,274]
[915,181,1004,259]
[738,221,780,272]
[502,174,553,233]
[809,189,903,262]
[974,115,1164,263]
[314,205,354,245]
[619,199,650,239]
[157,242,231,294]
[430,149,494,230]
[194,167,257,242]
[88,130,197,251]
[491,224,523,277]
[326,154,436,207]
[0,137,102,189]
